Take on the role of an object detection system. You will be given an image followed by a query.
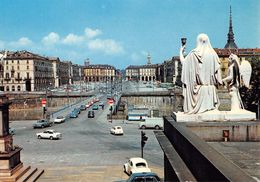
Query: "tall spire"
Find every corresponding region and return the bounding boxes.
[224,5,238,49]
[147,53,151,64]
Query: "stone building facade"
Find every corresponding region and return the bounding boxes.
[84,64,116,82]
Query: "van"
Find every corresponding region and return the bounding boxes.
[139,117,163,130]
[88,110,95,118]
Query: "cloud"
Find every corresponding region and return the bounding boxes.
[130,51,149,62]
[62,33,84,45]
[42,32,60,45]
[85,27,102,39]
[87,38,124,55]
[9,37,33,47]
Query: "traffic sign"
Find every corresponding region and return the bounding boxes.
[42,98,46,107]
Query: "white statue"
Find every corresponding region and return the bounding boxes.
[222,53,252,111]
[179,33,223,114]
[0,50,7,61]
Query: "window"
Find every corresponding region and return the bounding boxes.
[6,66,8,70]
[12,85,15,91]
[27,72,29,79]
[6,61,8,65]
[17,66,20,70]
[17,73,20,79]
[11,72,14,78]
[12,66,14,70]
[5,73,9,78]
[17,60,20,64]
[6,86,9,91]
[12,60,14,63]
[17,85,21,91]
[27,65,29,70]
[27,60,29,64]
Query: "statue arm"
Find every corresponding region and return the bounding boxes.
[222,66,233,83]
[179,45,185,64]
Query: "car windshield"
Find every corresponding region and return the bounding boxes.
[136,162,146,168]
[57,116,63,119]
[117,127,121,129]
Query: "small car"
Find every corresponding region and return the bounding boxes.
[86,104,91,108]
[92,105,99,110]
[126,172,161,182]
[124,158,151,175]
[73,108,81,115]
[54,116,66,123]
[110,126,124,135]
[80,105,86,111]
[36,129,62,140]
[69,112,78,118]
[33,119,52,129]
[88,110,95,118]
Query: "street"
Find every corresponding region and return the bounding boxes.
[10,95,164,181]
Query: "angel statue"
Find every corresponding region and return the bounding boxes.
[222,53,252,111]
[0,50,7,61]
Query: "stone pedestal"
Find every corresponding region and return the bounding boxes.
[173,109,256,122]
[0,95,44,181]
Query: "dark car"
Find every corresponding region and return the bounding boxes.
[88,110,95,118]
[126,172,161,182]
[33,119,53,129]
[80,105,86,111]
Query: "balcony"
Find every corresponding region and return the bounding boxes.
[23,77,32,81]
[15,77,23,81]
[4,77,11,81]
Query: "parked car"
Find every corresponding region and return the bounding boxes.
[69,112,78,118]
[126,172,161,182]
[54,116,66,124]
[80,105,86,111]
[139,117,163,130]
[124,158,151,175]
[92,105,99,110]
[73,108,81,114]
[88,110,95,118]
[110,126,124,135]
[86,104,91,108]
[33,119,52,129]
[9,127,15,135]
[36,129,62,140]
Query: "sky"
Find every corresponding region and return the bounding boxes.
[0,0,259,69]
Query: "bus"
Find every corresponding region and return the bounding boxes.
[127,110,149,121]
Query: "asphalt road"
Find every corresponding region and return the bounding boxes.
[10,95,164,181]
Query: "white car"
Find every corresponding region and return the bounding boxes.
[54,116,66,123]
[36,130,62,140]
[124,157,151,175]
[110,126,124,135]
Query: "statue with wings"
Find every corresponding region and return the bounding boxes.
[222,53,252,111]
[0,50,7,61]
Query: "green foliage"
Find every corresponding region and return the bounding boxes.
[240,56,260,114]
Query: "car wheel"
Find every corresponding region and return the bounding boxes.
[41,125,44,128]
[38,135,41,139]
[123,166,126,172]
[50,136,53,140]
[155,125,160,130]
[141,125,146,129]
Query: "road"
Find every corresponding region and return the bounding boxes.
[10,95,164,181]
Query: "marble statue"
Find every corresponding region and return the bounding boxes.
[0,50,7,61]
[222,53,252,111]
[179,33,223,114]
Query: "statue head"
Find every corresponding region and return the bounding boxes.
[229,53,240,65]
[195,33,213,56]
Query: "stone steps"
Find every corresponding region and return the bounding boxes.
[0,166,44,182]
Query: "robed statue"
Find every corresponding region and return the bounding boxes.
[179,33,223,114]
[222,53,252,111]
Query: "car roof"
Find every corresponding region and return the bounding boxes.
[129,157,147,164]
[114,125,122,128]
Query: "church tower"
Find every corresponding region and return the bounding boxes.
[224,5,238,49]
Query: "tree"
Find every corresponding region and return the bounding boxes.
[239,56,260,114]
